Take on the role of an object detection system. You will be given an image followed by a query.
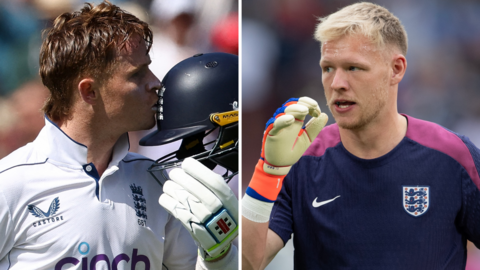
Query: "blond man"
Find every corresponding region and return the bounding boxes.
[243,2,480,269]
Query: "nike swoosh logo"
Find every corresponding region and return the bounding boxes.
[312,195,341,208]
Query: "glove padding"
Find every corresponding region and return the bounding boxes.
[159,158,238,259]
[247,97,328,202]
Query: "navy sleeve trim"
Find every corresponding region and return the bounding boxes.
[245,187,275,203]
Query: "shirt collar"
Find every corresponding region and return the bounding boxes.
[34,116,130,168]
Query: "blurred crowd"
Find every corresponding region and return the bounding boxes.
[242,0,480,269]
[0,0,238,158]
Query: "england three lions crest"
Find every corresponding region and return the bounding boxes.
[130,184,147,220]
[403,186,429,217]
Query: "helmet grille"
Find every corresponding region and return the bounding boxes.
[205,61,218,68]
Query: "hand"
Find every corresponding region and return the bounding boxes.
[159,158,238,260]
[247,97,328,202]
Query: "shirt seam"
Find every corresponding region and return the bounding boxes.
[121,158,154,163]
[404,136,474,182]
[0,158,49,175]
[0,189,13,267]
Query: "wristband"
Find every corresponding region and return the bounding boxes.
[242,193,275,223]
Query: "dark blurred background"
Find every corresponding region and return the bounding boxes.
[242,0,480,268]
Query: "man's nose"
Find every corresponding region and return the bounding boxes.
[147,69,162,92]
[331,69,349,91]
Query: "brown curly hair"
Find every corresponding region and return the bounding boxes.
[39,1,153,122]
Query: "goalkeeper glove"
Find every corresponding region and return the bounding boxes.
[159,158,238,260]
[243,97,328,222]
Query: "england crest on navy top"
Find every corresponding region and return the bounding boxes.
[403,186,429,217]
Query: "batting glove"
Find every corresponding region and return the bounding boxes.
[243,97,328,222]
[159,158,238,260]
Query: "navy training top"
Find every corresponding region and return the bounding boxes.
[269,114,480,269]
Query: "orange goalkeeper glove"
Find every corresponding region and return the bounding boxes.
[243,97,328,222]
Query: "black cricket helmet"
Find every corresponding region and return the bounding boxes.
[140,52,238,182]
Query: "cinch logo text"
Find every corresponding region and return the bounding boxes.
[55,245,150,270]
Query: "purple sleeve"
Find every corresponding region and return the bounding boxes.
[405,114,480,190]
[405,114,480,245]
[304,124,341,157]
[456,135,480,246]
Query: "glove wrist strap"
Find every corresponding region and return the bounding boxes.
[247,160,286,201]
[200,243,231,261]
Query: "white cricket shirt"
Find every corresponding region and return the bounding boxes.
[0,118,197,270]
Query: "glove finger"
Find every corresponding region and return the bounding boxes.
[283,103,309,121]
[169,167,223,214]
[268,114,295,136]
[263,100,307,134]
[304,113,328,141]
[297,96,321,117]
[267,114,304,145]
[159,193,201,229]
[162,181,213,222]
[264,113,305,167]
[182,158,238,219]
[261,114,296,162]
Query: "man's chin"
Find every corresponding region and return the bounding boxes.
[143,120,156,131]
[132,119,156,132]
[328,106,355,129]
[335,116,365,130]
[337,121,358,130]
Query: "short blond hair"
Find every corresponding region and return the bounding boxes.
[314,2,407,55]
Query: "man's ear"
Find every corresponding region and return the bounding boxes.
[78,78,98,105]
[391,54,407,85]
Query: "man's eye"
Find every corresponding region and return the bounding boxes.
[131,70,145,79]
[348,66,360,71]
[323,67,333,73]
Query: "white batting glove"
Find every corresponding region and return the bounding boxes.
[159,158,238,260]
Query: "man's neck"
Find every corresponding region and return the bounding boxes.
[56,117,121,177]
[339,112,407,160]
